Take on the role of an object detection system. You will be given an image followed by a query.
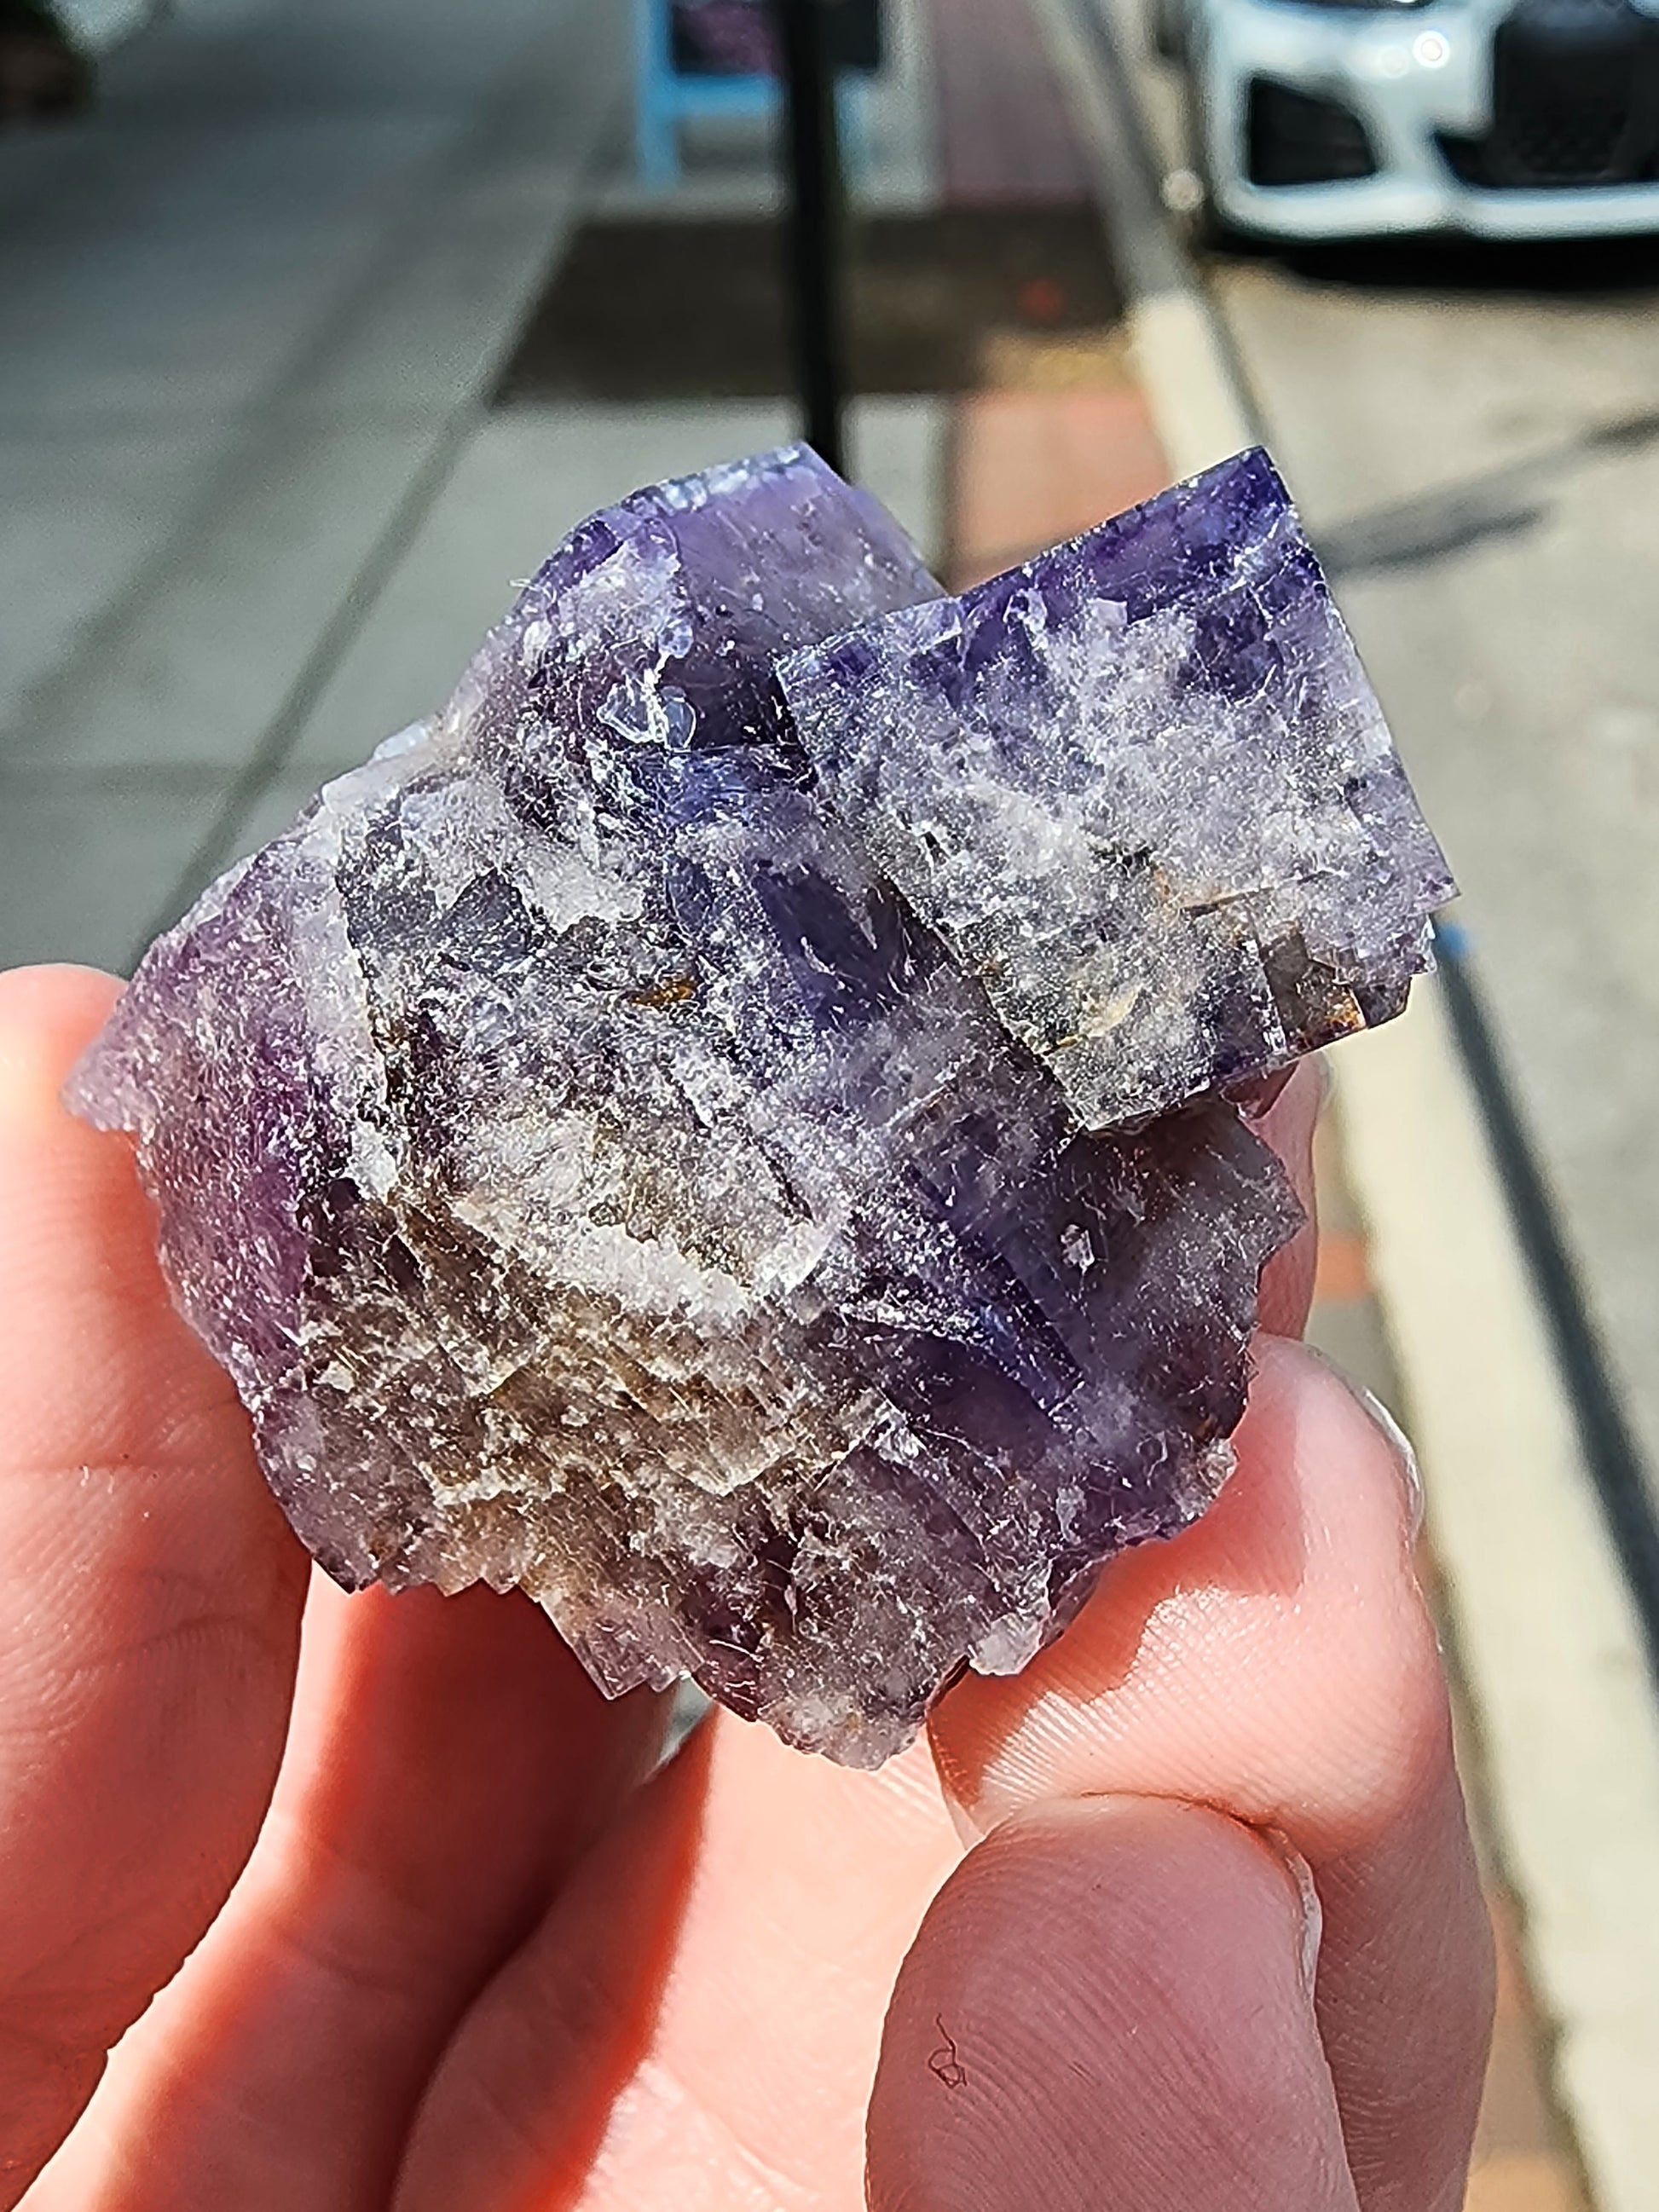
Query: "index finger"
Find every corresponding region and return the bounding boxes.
[925,1335,1494,2210]
[0,967,308,2203]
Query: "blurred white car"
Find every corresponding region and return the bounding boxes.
[1156,0,1659,240]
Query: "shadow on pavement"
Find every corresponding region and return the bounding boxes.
[1209,228,1659,299]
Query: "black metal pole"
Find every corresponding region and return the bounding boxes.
[769,0,847,475]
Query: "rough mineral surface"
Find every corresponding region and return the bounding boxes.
[779,448,1454,1130]
[67,445,1439,1765]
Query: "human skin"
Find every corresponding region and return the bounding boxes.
[0,963,1493,2211]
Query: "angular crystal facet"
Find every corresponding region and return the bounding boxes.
[68,445,1442,1764]
[778,448,1454,1130]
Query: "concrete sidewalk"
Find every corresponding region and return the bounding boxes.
[0,0,950,975]
[0,0,633,969]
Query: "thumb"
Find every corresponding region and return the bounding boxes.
[865,1794,1360,2212]
[0,967,305,2199]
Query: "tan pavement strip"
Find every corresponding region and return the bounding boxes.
[1335,982,1659,2212]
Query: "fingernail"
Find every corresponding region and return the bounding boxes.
[1304,1346,1425,1541]
[929,1731,993,1845]
[1354,1383,1425,1542]
[1259,1826,1323,1995]
[941,1786,987,1849]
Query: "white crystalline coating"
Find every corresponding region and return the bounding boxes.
[778,449,1454,1129]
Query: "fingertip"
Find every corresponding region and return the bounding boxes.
[0,966,123,1133]
[929,1335,1442,1849]
[1242,1333,1425,1588]
[866,1794,1359,2212]
[0,960,237,1475]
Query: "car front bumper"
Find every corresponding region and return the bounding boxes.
[1199,0,1659,239]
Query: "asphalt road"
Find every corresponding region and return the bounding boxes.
[1205,229,1659,1497]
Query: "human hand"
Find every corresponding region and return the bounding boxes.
[1,964,1493,2211]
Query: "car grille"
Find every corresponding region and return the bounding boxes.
[1248,79,1379,187]
[1437,0,1659,188]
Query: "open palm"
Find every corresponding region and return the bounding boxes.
[1,965,1492,2212]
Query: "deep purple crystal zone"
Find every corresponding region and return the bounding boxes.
[780,448,1454,1133]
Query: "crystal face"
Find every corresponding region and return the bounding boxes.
[67,445,1442,1765]
[779,448,1454,1130]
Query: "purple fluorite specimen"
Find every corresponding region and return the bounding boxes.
[66,445,1437,1765]
[779,449,1454,1130]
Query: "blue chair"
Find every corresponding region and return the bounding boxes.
[634,0,873,188]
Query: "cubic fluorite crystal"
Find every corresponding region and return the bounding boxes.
[68,445,1446,1765]
[780,448,1455,1130]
